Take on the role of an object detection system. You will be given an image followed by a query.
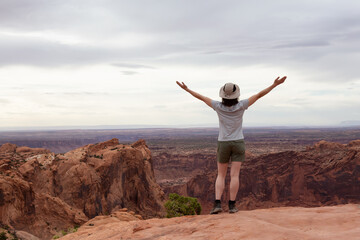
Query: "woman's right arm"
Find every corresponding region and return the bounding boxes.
[176,81,213,108]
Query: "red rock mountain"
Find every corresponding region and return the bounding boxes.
[162,140,360,213]
[0,139,165,239]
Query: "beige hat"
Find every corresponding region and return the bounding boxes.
[219,83,240,99]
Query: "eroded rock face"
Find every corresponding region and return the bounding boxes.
[163,140,360,213]
[0,167,87,239]
[0,139,165,239]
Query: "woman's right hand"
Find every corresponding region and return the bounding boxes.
[274,76,287,86]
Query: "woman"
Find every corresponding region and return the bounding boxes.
[176,76,286,214]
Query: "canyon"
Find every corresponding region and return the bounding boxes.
[160,140,360,213]
[1,128,360,239]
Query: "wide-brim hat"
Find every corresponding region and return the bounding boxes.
[219,83,240,99]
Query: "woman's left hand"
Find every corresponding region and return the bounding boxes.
[176,81,188,91]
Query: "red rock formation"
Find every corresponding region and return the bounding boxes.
[0,165,87,239]
[0,139,165,239]
[163,140,360,213]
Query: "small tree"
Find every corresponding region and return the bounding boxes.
[164,193,201,218]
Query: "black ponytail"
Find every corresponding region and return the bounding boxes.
[222,98,239,107]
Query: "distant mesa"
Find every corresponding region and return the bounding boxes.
[340,120,360,126]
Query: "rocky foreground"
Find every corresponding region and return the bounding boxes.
[60,204,360,240]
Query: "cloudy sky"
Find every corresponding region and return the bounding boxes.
[0,0,359,129]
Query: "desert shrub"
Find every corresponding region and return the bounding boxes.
[67,225,79,233]
[164,193,201,218]
[52,225,80,239]
[0,232,7,240]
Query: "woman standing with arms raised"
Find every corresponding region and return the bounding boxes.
[176,76,286,214]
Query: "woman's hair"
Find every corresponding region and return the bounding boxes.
[222,98,239,107]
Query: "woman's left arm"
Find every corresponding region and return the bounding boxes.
[248,76,286,107]
[176,81,213,108]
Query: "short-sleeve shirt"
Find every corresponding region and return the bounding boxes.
[211,99,249,141]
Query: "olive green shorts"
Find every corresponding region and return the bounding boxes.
[217,139,245,163]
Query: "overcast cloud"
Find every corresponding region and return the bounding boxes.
[0,0,359,129]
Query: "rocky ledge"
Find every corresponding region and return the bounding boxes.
[61,204,360,240]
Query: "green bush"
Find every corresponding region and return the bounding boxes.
[164,193,201,218]
[0,232,7,240]
[67,225,79,233]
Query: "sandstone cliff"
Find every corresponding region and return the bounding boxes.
[162,140,360,213]
[0,139,165,239]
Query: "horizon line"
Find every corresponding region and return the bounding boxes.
[0,123,359,132]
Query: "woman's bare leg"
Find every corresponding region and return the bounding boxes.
[229,162,242,201]
[215,162,228,200]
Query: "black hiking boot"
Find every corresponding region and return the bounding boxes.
[228,200,238,214]
[210,200,222,214]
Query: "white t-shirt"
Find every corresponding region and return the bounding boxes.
[211,99,249,141]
